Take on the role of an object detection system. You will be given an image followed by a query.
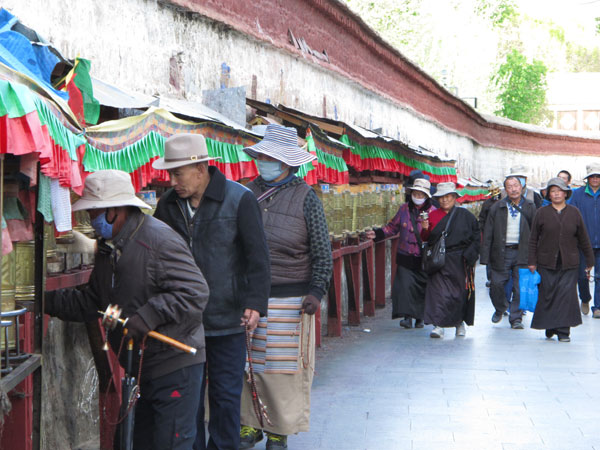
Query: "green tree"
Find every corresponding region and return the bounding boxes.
[474,0,518,28]
[565,43,600,72]
[492,49,552,125]
[344,0,422,47]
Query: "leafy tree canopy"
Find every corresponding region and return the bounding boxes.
[492,49,552,125]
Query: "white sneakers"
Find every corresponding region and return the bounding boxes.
[429,324,466,338]
[430,326,444,338]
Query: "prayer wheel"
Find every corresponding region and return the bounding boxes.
[1,250,16,348]
[73,210,95,238]
[15,241,35,302]
[44,223,57,261]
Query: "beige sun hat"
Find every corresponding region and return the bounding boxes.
[505,165,529,179]
[152,133,220,170]
[584,162,600,179]
[407,178,432,198]
[72,170,151,211]
[433,182,459,197]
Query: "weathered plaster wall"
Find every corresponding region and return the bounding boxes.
[3,0,599,183]
[42,320,99,449]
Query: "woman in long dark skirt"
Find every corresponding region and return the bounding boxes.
[421,182,480,339]
[528,177,594,342]
[366,178,435,328]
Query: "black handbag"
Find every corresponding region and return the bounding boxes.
[421,209,455,275]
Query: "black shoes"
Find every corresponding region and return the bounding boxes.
[415,319,424,328]
[511,321,524,329]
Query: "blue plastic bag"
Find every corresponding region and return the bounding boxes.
[519,268,541,312]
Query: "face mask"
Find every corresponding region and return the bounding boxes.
[411,194,426,206]
[518,177,526,188]
[256,160,285,181]
[91,211,114,240]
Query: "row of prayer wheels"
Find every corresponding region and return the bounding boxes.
[1,211,95,350]
[316,184,404,237]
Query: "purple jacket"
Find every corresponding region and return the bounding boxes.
[380,203,436,256]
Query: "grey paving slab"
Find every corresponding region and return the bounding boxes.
[281,265,600,449]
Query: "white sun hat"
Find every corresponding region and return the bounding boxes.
[72,170,151,211]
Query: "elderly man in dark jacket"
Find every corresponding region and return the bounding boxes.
[152,133,271,450]
[481,176,536,329]
[45,170,209,449]
[569,163,600,317]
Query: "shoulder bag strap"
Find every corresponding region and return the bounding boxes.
[508,200,532,228]
[256,185,281,203]
[442,208,456,236]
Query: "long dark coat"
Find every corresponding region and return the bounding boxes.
[528,204,594,329]
[424,207,480,327]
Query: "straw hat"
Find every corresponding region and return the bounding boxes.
[505,165,529,179]
[584,162,600,179]
[545,177,572,200]
[433,182,459,197]
[407,178,431,198]
[152,134,219,170]
[243,124,316,167]
[72,170,151,211]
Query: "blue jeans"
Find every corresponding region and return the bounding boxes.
[194,332,247,450]
[579,248,600,311]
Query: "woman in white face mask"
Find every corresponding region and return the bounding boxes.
[365,177,435,329]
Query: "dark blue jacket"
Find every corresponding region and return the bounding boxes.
[154,166,270,336]
[569,184,600,248]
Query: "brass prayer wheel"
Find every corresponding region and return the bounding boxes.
[15,241,35,302]
[44,222,58,261]
[1,250,16,348]
[73,209,95,238]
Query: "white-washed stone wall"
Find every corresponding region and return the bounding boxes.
[3,0,599,183]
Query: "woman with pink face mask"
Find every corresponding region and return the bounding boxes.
[365,177,436,329]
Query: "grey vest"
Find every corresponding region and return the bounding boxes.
[248,180,312,286]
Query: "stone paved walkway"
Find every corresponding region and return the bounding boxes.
[251,265,600,450]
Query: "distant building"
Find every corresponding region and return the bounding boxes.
[547,72,600,132]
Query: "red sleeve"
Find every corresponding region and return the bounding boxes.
[421,209,447,240]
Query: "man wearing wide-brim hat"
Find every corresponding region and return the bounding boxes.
[152,133,271,450]
[568,162,600,317]
[44,169,210,448]
[238,124,333,449]
[503,165,543,208]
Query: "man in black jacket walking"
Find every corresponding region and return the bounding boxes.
[45,170,209,449]
[481,175,536,329]
[153,133,271,450]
